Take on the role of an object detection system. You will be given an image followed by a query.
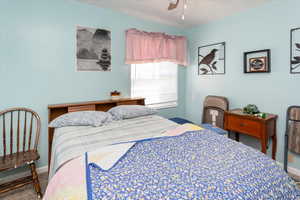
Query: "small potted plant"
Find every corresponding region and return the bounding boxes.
[110,90,121,100]
[243,104,260,115]
[243,104,267,119]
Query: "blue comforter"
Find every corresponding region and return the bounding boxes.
[87,130,300,200]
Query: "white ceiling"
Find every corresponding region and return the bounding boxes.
[77,0,270,28]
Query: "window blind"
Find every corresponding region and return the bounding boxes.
[131,62,178,109]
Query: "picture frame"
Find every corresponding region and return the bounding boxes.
[290,27,300,74]
[244,49,271,73]
[198,42,226,75]
[76,26,112,72]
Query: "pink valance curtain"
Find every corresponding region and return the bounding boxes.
[125,29,188,66]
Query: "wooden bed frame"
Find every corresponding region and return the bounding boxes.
[47,97,145,171]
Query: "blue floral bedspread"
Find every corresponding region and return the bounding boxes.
[87,130,300,200]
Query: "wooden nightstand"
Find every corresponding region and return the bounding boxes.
[224,109,278,160]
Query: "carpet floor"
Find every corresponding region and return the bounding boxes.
[0,173,48,200]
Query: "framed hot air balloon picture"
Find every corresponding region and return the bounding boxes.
[244,49,271,73]
[291,28,300,74]
[76,26,111,72]
[198,42,226,75]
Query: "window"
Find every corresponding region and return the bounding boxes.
[131,62,178,109]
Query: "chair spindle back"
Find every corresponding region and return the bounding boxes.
[0,108,41,157]
[202,95,229,129]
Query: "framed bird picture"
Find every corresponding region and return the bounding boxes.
[291,27,300,74]
[244,49,271,73]
[198,42,226,75]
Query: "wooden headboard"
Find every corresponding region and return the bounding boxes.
[47,97,145,170]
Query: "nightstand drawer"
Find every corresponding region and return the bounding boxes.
[226,115,261,138]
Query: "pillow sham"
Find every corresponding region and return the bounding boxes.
[49,111,113,128]
[108,105,157,120]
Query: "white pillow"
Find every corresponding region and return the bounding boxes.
[49,111,113,128]
[108,105,157,120]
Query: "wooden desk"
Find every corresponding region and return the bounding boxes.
[224,109,277,160]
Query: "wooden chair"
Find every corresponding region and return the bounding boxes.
[202,95,229,129]
[0,108,42,198]
[284,106,300,173]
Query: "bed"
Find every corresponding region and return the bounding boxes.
[48,114,179,179]
[44,99,300,200]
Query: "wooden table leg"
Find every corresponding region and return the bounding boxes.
[235,132,240,142]
[272,135,277,160]
[261,139,267,154]
[272,120,277,160]
[261,128,267,154]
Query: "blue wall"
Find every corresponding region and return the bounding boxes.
[0,0,186,169]
[184,0,300,169]
[2,0,300,173]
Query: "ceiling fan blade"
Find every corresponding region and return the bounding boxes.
[168,0,179,10]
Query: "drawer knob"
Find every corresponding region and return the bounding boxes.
[240,123,245,127]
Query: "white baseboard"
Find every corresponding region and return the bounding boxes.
[0,165,48,184]
[287,165,300,177]
[276,162,300,178]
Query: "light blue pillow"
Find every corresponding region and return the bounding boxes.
[49,111,113,128]
[108,105,157,120]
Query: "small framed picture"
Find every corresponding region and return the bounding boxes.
[244,49,271,73]
[291,28,300,74]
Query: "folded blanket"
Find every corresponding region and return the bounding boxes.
[44,123,202,200]
[88,129,300,199]
[88,123,203,170]
[88,143,135,171]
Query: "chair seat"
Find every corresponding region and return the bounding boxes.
[0,151,40,172]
